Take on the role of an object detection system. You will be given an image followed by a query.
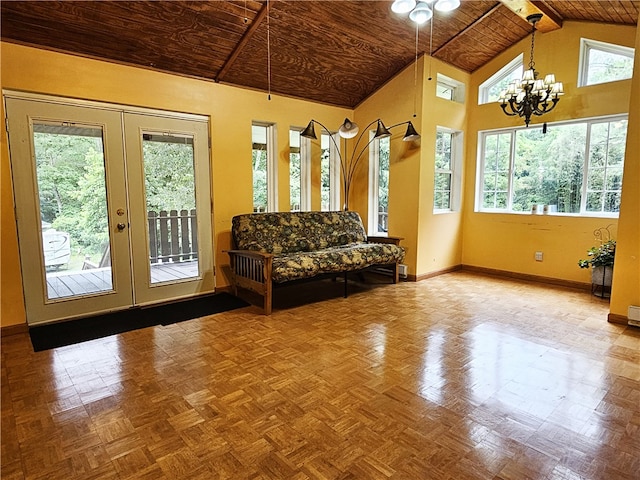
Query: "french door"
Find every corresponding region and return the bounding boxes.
[5,95,214,325]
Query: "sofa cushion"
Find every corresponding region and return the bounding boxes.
[271,242,405,283]
[232,211,367,254]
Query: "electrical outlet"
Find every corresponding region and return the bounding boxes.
[535,251,543,262]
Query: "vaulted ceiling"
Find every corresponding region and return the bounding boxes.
[2,1,639,108]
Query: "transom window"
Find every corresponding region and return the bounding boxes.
[578,38,635,87]
[478,54,523,105]
[436,73,465,103]
[477,115,627,216]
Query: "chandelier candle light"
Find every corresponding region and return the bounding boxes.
[499,13,564,127]
[301,118,420,211]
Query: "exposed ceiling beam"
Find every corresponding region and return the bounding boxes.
[216,0,269,83]
[499,0,563,32]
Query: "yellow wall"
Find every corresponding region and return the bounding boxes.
[2,18,638,327]
[610,20,640,318]
[1,98,27,326]
[464,22,636,287]
[353,59,424,275]
[415,58,469,278]
[0,42,351,327]
[352,55,469,279]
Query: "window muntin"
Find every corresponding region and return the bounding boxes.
[434,130,453,211]
[578,38,635,87]
[477,116,627,216]
[478,54,524,105]
[252,122,277,212]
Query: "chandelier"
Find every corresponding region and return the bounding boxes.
[498,14,564,127]
[301,118,420,210]
[391,0,460,24]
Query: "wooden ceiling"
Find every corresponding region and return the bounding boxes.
[2,1,639,108]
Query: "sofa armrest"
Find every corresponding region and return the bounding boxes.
[367,236,403,246]
[225,249,274,314]
[225,249,274,261]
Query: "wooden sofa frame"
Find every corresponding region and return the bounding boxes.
[226,235,402,315]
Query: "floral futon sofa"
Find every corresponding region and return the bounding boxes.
[227,211,405,314]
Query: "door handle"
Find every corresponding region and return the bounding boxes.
[117,222,126,231]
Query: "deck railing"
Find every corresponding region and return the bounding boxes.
[148,209,198,264]
[378,206,388,233]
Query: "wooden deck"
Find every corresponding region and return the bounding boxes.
[45,260,199,300]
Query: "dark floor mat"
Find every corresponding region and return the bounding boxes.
[29,292,248,351]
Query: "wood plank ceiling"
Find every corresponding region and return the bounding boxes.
[1,1,639,108]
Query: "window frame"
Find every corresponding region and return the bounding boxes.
[320,132,341,211]
[251,122,278,212]
[578,38,635,87]
[368,133,390,236]
[289,127,311,211]
[436,73,466,103]
[475,114,628,217]
[434,127,463,213]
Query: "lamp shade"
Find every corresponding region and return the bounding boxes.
[409,2,432,24]
[338,118,359,139]
[402,122,421,141]
[391,0,417,14]
[300,121,317,140]
[374,120,392,139]
[434,0,460,12]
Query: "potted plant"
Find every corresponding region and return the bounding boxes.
[578,234,615,296]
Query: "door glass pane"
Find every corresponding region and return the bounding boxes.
[33,123,113,300]
[142,133,199,285]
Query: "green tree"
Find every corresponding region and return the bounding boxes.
[143,140,196,212]
[253,147,268,211]
[290,151,301,210]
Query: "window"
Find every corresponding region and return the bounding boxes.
[477,116,628,216]
[433,129,454,211]
[433,128,463,212]
[289,128,310,211]
[578,38,634,87]
[368,135,390,235]
[436,73,465,103]
[478,54,523,105]
[252,123,277,212]
[321,132,341,211]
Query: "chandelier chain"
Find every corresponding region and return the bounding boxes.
[529,24,536,71]
[414,23,418,117]
[267,0,271,100]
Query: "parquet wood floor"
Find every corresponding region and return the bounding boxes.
[2,271,639,479]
